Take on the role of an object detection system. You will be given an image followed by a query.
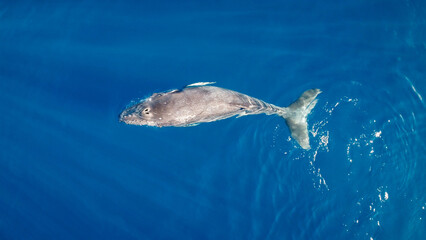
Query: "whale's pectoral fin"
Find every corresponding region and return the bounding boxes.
[184,123,200,127]
[185,82,216,88]
[278,89,321,150]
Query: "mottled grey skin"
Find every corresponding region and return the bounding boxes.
[120,86,282,127]
[120,83,321,149]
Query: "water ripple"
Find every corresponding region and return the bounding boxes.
[248,75,425,239]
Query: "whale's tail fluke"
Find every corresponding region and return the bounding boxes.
[278,89,321,150]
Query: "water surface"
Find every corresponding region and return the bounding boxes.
[0,1,425,239]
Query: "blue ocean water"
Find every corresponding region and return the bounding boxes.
[1,0,425,239]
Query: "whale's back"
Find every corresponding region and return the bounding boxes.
[150,86,251,126]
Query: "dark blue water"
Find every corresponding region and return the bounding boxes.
[1,1,425,239]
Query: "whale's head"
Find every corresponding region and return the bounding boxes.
[119,91,175,127]
[119,101,153,126]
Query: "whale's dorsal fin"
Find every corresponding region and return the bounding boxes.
[185,82,216,88]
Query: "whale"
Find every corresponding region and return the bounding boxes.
[119,82,321,149]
